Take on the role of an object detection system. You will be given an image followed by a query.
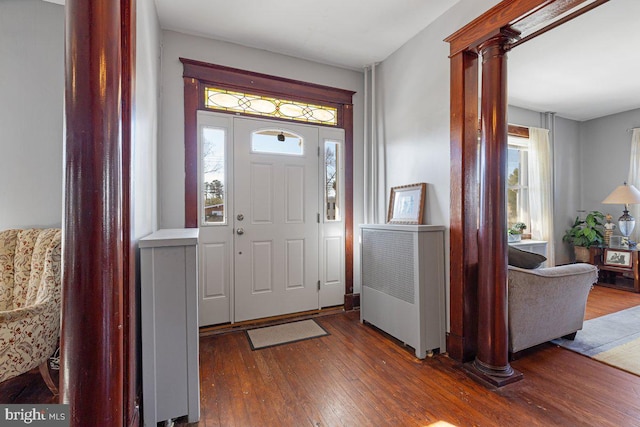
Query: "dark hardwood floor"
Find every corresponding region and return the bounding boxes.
[0,365,58,404]
[3,285,640,426]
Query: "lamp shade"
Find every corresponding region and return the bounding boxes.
[602,183,640,205]
[602,182,640,238]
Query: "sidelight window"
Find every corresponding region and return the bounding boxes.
[201,127,227,224]
[324,141,341,221]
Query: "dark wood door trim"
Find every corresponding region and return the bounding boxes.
[180,58,354,106]
[120,0,139,425]
[445,0,608,366]
[180,59,357,308]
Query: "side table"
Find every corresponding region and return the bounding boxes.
[589,246,640,293]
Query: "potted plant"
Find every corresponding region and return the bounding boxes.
[508,222,527,242]
[562,211,605,262]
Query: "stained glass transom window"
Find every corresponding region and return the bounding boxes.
[204,87,338,126]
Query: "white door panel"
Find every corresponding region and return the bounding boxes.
[233,117,320,322]
[197,111,234,326]
[202,242,228,298]
[319,127,346,307]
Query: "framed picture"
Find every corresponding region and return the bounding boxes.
[609,235,630,249]
[604,249,632,267]
[387,183,426,225]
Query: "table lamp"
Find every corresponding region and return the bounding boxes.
[602,182,640,237]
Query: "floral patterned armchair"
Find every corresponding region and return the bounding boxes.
[0,228,62,395]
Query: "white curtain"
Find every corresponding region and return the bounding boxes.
[528,127,555,266]
[627,129,640,242]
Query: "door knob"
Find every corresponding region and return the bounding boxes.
[236,227,244,235]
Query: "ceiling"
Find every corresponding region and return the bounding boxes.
[154,0,460,70]
[45,0,639,122]
[508,0,640,122]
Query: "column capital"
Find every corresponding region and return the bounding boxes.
[477,28,520,55]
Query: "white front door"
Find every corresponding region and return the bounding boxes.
[197,111,344,326]
[233,117,320,321]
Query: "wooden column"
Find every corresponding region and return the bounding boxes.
[447,50,479,362]
[62,0,126,424]
[465,33,522,386]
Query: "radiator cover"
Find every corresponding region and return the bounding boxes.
[360,224,445,358]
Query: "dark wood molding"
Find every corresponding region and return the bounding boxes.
[121,0,139,425]
[343,104,354,298]
[180,58,355,105]
[62,0,125,424]
[508,0,610,49]
[180,59,355,307]
[446,0,609,369]
[445,0,596,57]
[508,124,530,138]
[447,50,480,363]
[344,293,360,311]
[183,77,199,229]
[445,0,549,56]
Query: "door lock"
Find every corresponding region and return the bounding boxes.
[237,214,244,221]
[236,227,244,235]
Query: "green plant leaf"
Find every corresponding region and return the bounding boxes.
[563,210,605,248]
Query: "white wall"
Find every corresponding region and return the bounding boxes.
[508,105,541,128]
[133,0,161,239]
[0,0,64,229]
[0,0,160,237]
[581,108,640,220]
[553,115,582,264]
[373,0,501,329]
[158,30,365,291]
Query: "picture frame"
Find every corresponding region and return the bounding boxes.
[609,235,629,249]
[387,183,426,225]
[604,249,632,268]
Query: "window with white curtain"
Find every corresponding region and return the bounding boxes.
[507,136,530,230]
[507,128,555,265]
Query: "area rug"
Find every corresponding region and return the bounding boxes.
[246,319,329,350]
[552,305,640,376]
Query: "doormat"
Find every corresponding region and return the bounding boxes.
[246,319,329,350]
[552,305,640,376]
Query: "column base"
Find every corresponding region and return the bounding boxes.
[463,358,523,388]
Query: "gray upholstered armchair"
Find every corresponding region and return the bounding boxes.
[508,263,598,353]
